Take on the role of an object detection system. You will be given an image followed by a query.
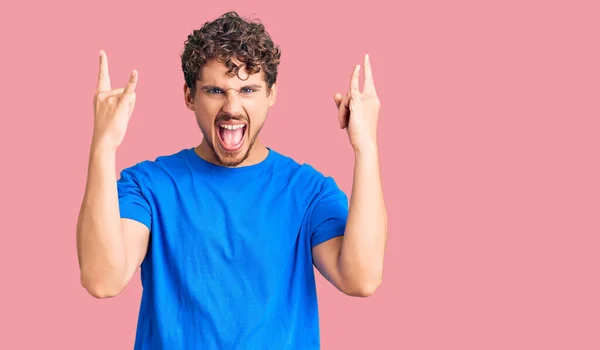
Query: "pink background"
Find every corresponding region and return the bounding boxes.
[1,0,599,349]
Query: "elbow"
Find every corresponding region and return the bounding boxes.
[337,259,384,297]
[80,272,124,299]
[82,281,123,299]
[343,276,382,298]
[353,280,382,298]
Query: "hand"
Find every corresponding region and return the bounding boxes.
[334,54,380,153]
[92,50,138,150]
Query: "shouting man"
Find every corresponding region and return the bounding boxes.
[76,11,387,350]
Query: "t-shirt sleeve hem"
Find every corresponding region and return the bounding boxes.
[119,201,152,231]
[310,221,346,247]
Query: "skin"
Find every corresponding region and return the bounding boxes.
[76,50,387,299]
[76,51,148,298]
[183,58,277,167]
[313,54,388,297]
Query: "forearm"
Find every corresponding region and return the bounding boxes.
[76,143,126,297]
[338,144,388,294]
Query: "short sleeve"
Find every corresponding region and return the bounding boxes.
[309,177,349,247]
[117,165,152,231]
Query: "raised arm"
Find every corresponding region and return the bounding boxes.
[313,54,387,297]
[76,51,149,299]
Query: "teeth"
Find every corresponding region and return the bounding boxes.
[219,124,245,130]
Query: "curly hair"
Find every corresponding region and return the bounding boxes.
[181,11,281,96]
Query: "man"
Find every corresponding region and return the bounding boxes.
[76,11,387,350]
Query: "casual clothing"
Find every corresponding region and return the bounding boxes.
[117,148,348,349]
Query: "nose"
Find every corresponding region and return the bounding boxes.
[222,90,243,116]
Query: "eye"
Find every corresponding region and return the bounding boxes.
[207,88,223,94]
[241,88,255,94]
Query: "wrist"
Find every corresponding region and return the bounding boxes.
[90,138,118,159]
[352,140,378,157]
[90,135,118,155]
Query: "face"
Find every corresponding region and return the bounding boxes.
[184,59,277,167]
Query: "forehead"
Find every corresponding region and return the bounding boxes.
[199,59,266,87]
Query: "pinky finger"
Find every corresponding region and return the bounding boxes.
[123,69,138,94]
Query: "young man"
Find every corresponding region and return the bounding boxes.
[76,11,387,350]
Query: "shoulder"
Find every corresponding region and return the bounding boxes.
[118,148,192,185]
[268,149,346,199]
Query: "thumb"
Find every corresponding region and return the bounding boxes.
[337,94,351,129]
[333,92,343,108]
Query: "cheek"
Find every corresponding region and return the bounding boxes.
[244,100,269,124]
[195,104,218,126]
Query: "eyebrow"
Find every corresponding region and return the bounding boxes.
[200,84,263,91]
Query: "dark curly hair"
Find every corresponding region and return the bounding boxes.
[181,11,281,97]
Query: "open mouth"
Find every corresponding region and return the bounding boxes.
[216,122,247,152]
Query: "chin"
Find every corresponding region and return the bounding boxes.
[213,146,252,167]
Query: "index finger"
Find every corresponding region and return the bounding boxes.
[363,54,376,94]
[97,50,111,92]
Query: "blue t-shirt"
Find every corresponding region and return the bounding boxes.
[116,147,349,349]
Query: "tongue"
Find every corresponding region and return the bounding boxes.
[222,128,244,146]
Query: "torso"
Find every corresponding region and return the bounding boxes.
[119,148,337,349]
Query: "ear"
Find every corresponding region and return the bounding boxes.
[184,83,195,111]
[267,82,278,107]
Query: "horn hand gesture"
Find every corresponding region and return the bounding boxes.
[334,54,380,153]
[92,50,138,150]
